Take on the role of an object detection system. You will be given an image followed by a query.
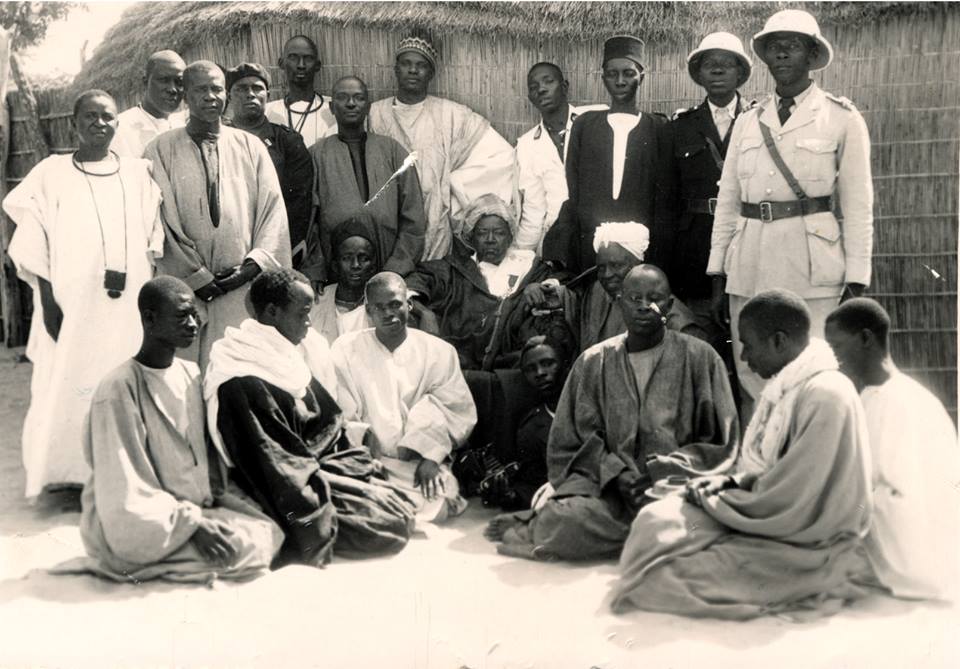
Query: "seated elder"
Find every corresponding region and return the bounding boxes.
[406,193,561,371]
[478,334,574,511]
[332,272,477,524]
[205,269,415,566]
[487,265,739,561]
[71,277,283,583]
[611,289,873,620]
[522,222,706,353]
[309,213,379,345]
[826,298,959,602]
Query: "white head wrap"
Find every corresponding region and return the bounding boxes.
[592,222,650,261]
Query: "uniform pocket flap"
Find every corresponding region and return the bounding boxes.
[805,215,841,242]
[796,138,838,154]
[676,142,705,159]
[739,134,764,151]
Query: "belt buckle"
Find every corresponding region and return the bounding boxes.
[759,201,773,222]
[708,198,718,215]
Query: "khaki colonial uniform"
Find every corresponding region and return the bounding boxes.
[707,82,874,402]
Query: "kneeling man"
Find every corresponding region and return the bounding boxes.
[826,298,959,602]
[206,269,415,566]
[612,289,873,619]
[332,272,476,523]
[487,265,739,561]
[74,277,283,583]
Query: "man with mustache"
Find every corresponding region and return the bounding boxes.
[707,10,874,421]
[514,62,605,253]
[264,35,337,147]
[542,36,673,276]
[487,265,738,562]
[112,50,187,158]
[308,75,425,287]
[145,61,291,371]
[369,36,516,261]
[227,63,314,270]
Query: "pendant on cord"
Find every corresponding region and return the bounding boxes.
[104,270,126,299]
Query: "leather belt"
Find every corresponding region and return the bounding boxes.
[684,198,718,215]
[740,196,832,222]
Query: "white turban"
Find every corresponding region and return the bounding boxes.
[592,222,650,261]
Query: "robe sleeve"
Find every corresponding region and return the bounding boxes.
[646,347,740,481]
[85,391,202,565]
[652,119,680,282]
[382,142,426,276]
[397,342,477,463]
[705,375,871,543]
[404,258,453,306]
[139,160,165,263]
[514,135,549,252]
[245,135,292,271]
[144,138,216,290]
[3,158,53,283]
[280,129,315,255]
[448,122,517,233]
[547,350,632,497]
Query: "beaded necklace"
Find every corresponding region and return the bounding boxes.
[72,151,128,298]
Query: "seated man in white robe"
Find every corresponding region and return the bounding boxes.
[332,272,477,523]
[65,277,283,583]
[826,297,959,602]
[612,289,873,620]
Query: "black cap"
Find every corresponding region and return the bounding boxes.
[226,62,271,90]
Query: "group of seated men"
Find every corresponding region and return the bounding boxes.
[49,18,957,619]
[72,267,957,620]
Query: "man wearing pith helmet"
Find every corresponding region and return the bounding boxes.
[706,9,874,419]
[664,32,753,361]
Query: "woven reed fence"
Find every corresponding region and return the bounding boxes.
[6,5,958,416]
[166,9,959,416]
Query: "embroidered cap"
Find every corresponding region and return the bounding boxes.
[603,35,645,71]
[687,32,752,87]
[226,62,271,90]
[752,9,834,71]
[396,36,439,71]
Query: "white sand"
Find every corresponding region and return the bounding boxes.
[1,345,957,668]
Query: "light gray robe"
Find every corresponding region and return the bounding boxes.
[145,127,291,369]
[58,358,283,583]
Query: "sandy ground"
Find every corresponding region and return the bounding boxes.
[0,345,958,668]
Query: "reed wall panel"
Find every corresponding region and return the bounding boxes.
[13,3,960,414]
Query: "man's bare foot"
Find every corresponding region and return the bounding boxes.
[484,513,521,542]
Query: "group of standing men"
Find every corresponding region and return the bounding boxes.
[3,7,956,618]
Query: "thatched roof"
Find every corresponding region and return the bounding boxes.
[73,1,949,99]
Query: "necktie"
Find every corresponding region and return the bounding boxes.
[778,96,795,126]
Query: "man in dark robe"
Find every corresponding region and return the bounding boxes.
[407,194,561,371]
[486,265,739,561]
[227,63,314,268]
[308,75,425,285]
[542,35,674,275]
[205,269,415,566]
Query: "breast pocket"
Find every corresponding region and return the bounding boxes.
[735,134,764,179]
[794,137,838,182]
[676,142,706,161]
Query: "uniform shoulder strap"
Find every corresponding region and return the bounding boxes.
[758,122,809,200]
